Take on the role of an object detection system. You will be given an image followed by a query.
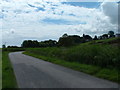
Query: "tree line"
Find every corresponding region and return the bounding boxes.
[21,40,57,48]
[5,30,116,48]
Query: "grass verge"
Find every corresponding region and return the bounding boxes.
[23,51,119,83]
[0,49,2,89]
[2,51,18,88]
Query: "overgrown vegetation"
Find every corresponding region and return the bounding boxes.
[2,51,18,88]
[24,37,120,83]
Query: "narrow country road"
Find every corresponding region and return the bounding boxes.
[9,52,119,88]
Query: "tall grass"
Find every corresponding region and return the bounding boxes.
[26,43,119,69]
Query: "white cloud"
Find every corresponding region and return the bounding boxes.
[101,1,118,24]
[1,0,118,46]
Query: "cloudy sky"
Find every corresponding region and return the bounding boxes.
[0,0,119,47]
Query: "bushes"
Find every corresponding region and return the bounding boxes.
[2,48,25,52]
[26,43,119,69]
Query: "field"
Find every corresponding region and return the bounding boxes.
[2,51,18,88]
[24,37,120,83]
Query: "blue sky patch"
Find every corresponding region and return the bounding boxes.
[62,2,101,8]
[28,4,45,12]
[0,13,4,19]
[35,7,45,12]
[42,18,86,25]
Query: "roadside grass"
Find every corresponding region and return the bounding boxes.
[95,69,119,82]
[23,51,119,83]
[25,44,119,69]
[2,51,18,88]
[2,48,25,88]
[0,49,2,89]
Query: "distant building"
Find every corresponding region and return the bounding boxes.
[116,33,120,37]
[2,45,6,48]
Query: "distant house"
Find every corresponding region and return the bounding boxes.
[116,33,120,37]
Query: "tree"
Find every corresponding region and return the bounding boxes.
[58,36,74,47]
[21,40,39,48]
[39,40,57,47]
[62,33,68,38]
[7,46,19,48]
[93,35,98,40]
[108,31,115,38]
[102,34,108,39]
[83,34,85,37]
[69,35,82,43]
[58,34,84,47]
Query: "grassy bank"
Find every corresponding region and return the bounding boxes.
[23,38,120,83]
[0,49,2,89]
[2,51,18,88]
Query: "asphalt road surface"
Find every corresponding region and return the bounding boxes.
[9,52,119,88]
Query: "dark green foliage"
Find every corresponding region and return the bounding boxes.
[98,31,115,40]
[93,35,98,40]
[58,37,74,47]
[7,46,19,48]
[83,34,92,41]
[22,40,39,48]
[58,35,85,47]
[39,40,57,47]
[102,34,108,39]
[21,31,117,48]
[21,40,57,48]
[62,33,68,37]
[108,31,115,38]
